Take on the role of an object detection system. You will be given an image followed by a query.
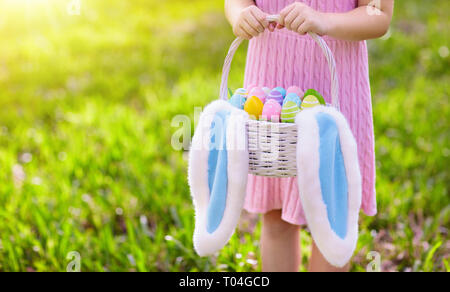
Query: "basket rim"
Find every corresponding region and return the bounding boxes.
[246,119,298,129]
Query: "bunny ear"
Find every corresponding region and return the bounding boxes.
[188,100,249,256]
[296,106,362,268]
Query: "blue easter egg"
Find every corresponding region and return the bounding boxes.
[273,87,286,98]
[283,93,302,107]
[235,88,248,97]
[229,94,246,109]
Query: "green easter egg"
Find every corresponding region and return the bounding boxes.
[304,89,326,105]
[281,100,300,123]
[301,95,320,110]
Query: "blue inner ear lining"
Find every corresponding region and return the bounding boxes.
[206,110,230,234]
[316,112,348,239]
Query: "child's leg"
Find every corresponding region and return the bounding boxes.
[261,210,300,272]
[308,241,349,272]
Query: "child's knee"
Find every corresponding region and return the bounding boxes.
[263,210,298,237]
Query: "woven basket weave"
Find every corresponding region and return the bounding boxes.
[219,15,340,178]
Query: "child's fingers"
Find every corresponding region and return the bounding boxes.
[297,21,311,35]
[234,23,252,39]
[245,13,265,34]
[279,4,296,26]
[290,15,305,32]
[284,9,299,31]
[232,5,268,39]
[242,19,260,37]
[250,7,269,29]
[237,25,253,39]
[268,22,276,32]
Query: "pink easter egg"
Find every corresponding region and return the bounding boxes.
[261,99,282,122]
[286,86,304,99]
[249,87,267,104]
[262,87,271,95]
[246,83,258,93]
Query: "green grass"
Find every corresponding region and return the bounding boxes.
[0,0,448,271]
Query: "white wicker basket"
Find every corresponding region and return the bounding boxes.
[219,15,340,178]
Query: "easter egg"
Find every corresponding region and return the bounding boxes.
[235,88,248,97]
[249,87,267,104]
[262,87,271,95]
[304,89,326,105]
[267,90,284,105]
[228,94,246,109]
[246,83,258,93]
[286,86,304,99]
[261,99,282,122]
[273,86,286,98]
[301,95,321,110]
[244,96,264,119]
[281,100,301,123]
[283,93,301,107]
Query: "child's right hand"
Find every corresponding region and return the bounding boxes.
[232,5,270,40]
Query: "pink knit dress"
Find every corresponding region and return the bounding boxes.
[244,0,377,225]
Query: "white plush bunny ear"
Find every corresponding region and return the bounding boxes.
[295,106,362,268]
[188,100,249,256]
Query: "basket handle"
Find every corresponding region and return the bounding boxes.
[219,14,340,110]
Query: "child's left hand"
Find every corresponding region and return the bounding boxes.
[278,2,330,36]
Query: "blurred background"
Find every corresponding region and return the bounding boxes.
[0,0,448,271]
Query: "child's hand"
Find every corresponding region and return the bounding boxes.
[232,5,270,40]
[278,2,329,36]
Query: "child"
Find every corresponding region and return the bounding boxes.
[225,0,394,272]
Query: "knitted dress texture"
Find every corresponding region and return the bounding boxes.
[243,0,377,225]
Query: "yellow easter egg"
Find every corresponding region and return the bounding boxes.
[244,96,264,120]
[301,95,320,110]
